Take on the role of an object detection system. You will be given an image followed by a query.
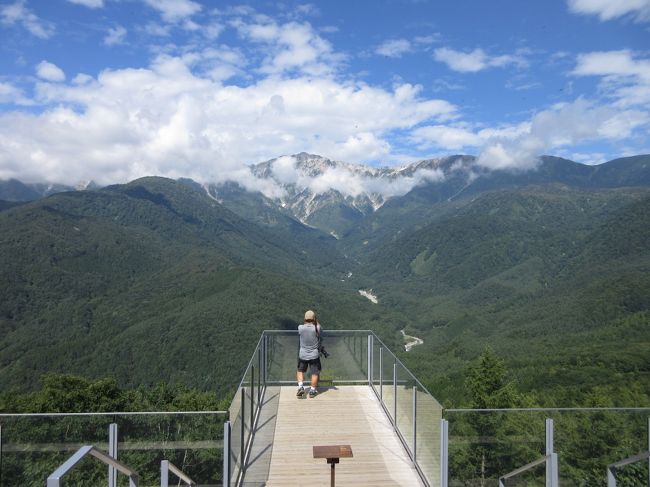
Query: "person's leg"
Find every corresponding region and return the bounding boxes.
[308,359,321,397]
[297,360,306,396]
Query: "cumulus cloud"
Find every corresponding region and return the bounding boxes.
[233,19,344,76]
[0,82,33,105]
[573,50,650,107]
[433,47,526,73]
[143,0,202,23]
[267,155,445,199]
[376,39,412,58]
[0,0,54,38]
[477,98,648,171]
[104,25,127,46]
[67,0,104,8]
[567,0,650,22]
[0,53,457,187]
[36,61,66,82]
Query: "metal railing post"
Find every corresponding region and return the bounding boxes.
[379,347,383,402]
[250,367,255,433]
[648,417,649,487]
[108,423,117,487]
[258,348,262,403]
[367,335,373,385]
[161,460,169,487]
[0,422,3,487]
[240,388,245,469]
[223,420,231,487]
[263,334,267,384]
[412,386,417,462]
[546,418,558,487]
[393,362,397,426]
[440,419,448,487]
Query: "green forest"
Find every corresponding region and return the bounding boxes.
[1,156,649,485]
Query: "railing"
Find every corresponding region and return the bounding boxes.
[46,445,139,487]
[161,459,196,486]
[497,419,558,487]
[226,331,650,487]
[223,330,444,487]
[369,333,443,487]
[607,450,650,487]
[444,408,650,486]
[0,410,226,486]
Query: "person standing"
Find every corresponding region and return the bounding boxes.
[296,310,322,398]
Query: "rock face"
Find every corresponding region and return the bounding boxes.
[244,152,477,235]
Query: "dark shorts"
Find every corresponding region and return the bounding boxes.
[297,357,322,375]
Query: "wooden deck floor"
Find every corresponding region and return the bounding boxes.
[244,385,425,486]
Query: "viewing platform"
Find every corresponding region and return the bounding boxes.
[226,330,443,486]
[1,330,649,486]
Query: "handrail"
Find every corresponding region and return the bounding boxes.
[445,407,650,413]
[607,451,650,487]
[371,332,440,403]
[161,459,196,486]
[498,455,551,487]
[0,410,227,418]
[47,445,139,487]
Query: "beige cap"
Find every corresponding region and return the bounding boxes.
[304,310,316,322]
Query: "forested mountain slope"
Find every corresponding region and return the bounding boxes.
[1,156,649,408]
[0,177,396,395]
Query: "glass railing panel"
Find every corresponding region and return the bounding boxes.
[415,383,442,487]
[263,331,369,383]
[395,363,416,457]
[446,410,546,485]
[371,338,382,392]
[228,385,244,483]
[265,332,299,382]
[380,347,397,423]
[0,415,110,487]
[501,461,546,487]
[116,413,224,486]
[0,412,226,487]
[324,332,366,381]
[552,409,649,486]
[445,409,650,486]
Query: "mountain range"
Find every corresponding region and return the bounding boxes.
[1,153,649,405]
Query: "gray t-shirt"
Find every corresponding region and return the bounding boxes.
[298,323,321,360]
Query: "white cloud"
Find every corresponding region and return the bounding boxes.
[567,0,650,22]
[573,50,650,79]
[104,25,127,46]
[573,50,650,107]
[234,19,344,76]
[0,54,457,187]
[66,0,104,8]
[433,47,525,73]
[477,98,648,171]
[0,81,33,105]
[376,39,412,58]
[267,155,445,199]
[414,34,441,45]
[36,61,66,82]
[0,0,54,38]
[143,0,202,23]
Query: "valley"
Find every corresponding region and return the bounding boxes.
[1,153,649,409]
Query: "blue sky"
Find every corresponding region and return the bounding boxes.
[0,0,649,187]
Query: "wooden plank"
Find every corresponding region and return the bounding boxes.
[262,385,425,487]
